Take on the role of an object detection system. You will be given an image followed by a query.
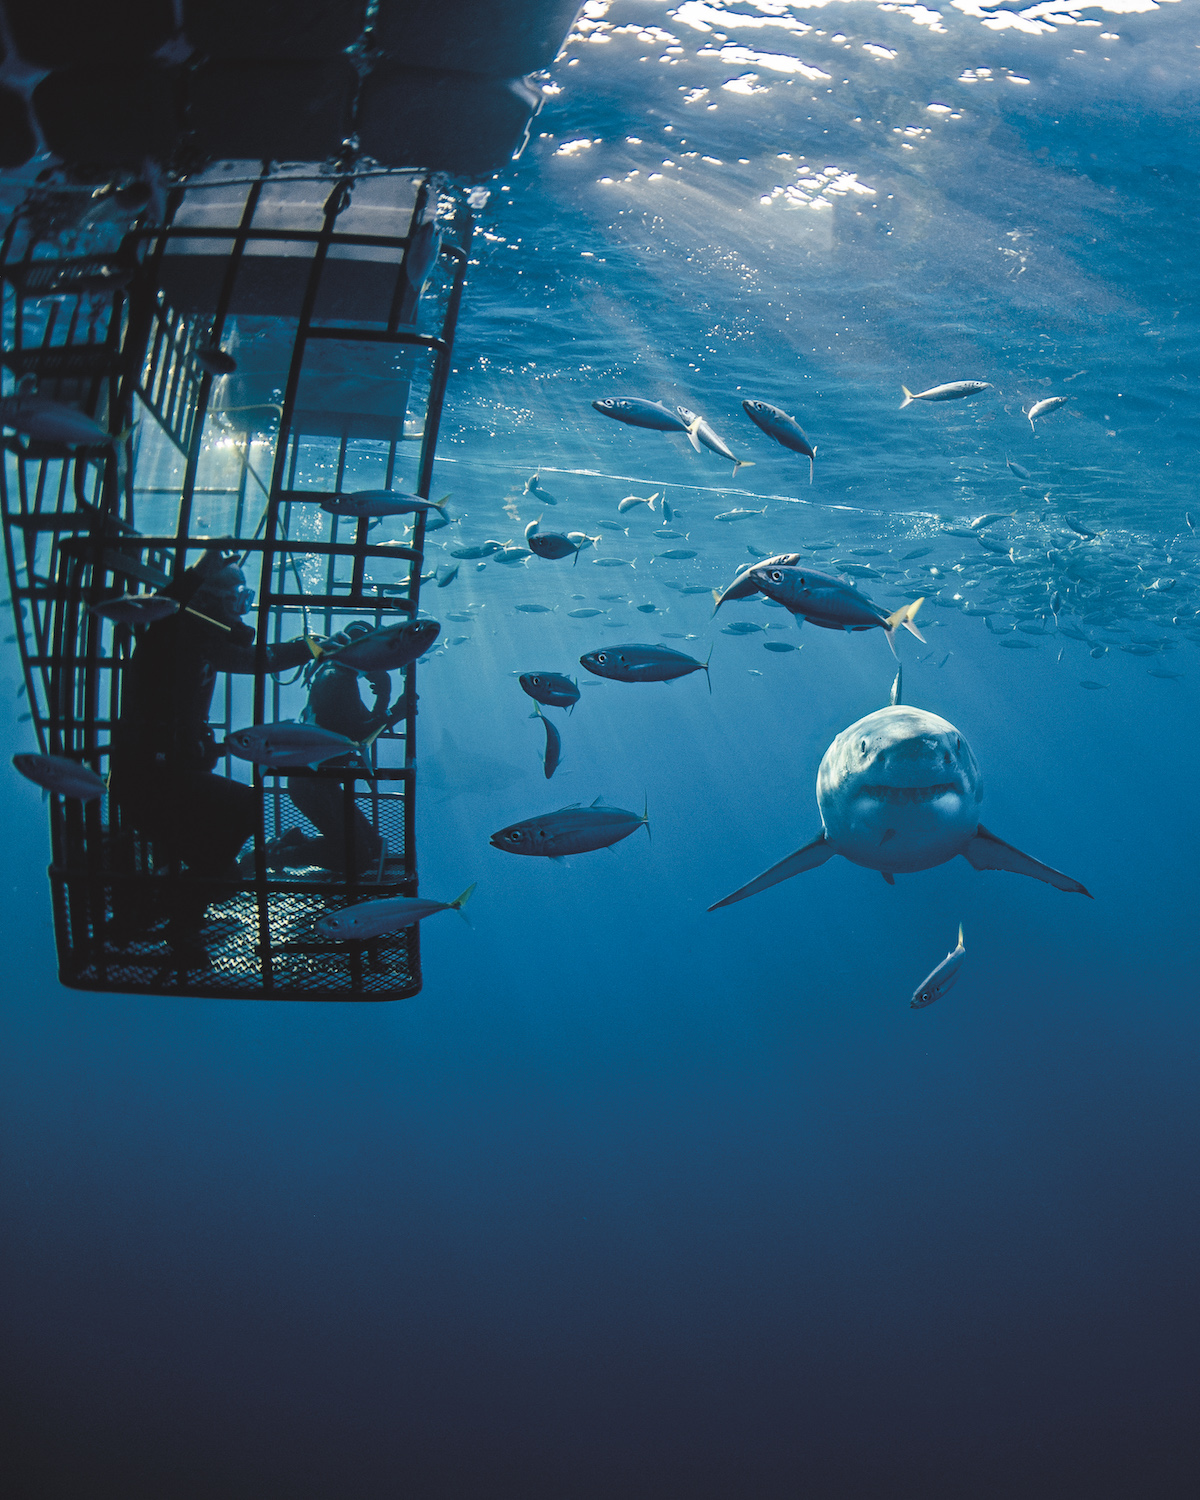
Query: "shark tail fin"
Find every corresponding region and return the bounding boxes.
[900,386,915,409]
[685,416,703,453]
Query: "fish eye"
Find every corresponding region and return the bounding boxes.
[770,570,782,581]
[596,653,606,662]
[507,830,521,842]
[531,676,540,684]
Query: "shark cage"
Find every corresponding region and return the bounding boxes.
[2,165,473,1000]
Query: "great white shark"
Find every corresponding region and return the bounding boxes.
[709,672,1091,909]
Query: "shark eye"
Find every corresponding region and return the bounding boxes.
[860,739,868,755]
[944,751,951,764]
[956,737,962,751]
[799,576,805,587]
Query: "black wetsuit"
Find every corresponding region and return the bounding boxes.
[287,660,391,875]
[111,610,311,931]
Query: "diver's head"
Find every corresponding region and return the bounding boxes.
[187,549,254,621]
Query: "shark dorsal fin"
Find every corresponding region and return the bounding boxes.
[590,795,604,807]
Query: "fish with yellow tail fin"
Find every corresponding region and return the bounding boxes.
[911,925,966,1009]
[746,562,924,658]
[314,884,475,941]
[676,405,754,476]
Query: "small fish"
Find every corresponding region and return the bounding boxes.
[653,529,684,539]
[910,925,965,1009]
[657,549,698,560]
[618,493,659,514]
[519,672,580,711]
[1050,591,1062,616]
[747,544,771,558]
[661,499,675,522]
[492,546,532,566]
[748,564,924,657]
[1006,457,1032,480]
[1145,578,1175,592]
[13,753,106,801]
[315,884,473,941]
[514,603,554,613]
[969,514,1011,530]
[1064,516,1098,540]
[763,640,797,653]
[491,797,649,858]
[592,398,702,448]
[580,642,711,689]
[597,521,628,533]
[524,472,558,505]
[405,220,443,293]
[1148,668,1184,681]
[676,405,753,475]
[529,529,598,562]
[1089,646,1107,659]
[1026,396,1069,431]
[450,541,506,560]
[899,381,991,407]
[1079,680,1108,690]
[742,399,816,483]
[1185,512,1195,532]
[568,608,602,618]
[938,652,951,668]
[532,704,563,778]
[722,620,764,635]
[715,507,767,523]
[225,721,368,769]
[436,564,459,588]
[635,604,658,614]
[321,490,448,519]
[89,593,179,626]
[902,547,933,560]
[593,557,633,568]
[321,619,440,671]
[194,344,237,377]
[976,534,1012,556]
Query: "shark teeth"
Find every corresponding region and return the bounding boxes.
[859,782,960,806]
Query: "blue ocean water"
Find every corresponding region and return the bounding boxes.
[3,3,1200,1496]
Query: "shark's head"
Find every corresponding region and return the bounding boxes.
[817,707,983,872]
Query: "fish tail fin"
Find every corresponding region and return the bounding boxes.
[686,416,703,452]
[890,666,903,707]
[711,588,723,615]
[900,386,914,409]
[733,459,754,476]
[704,642,713,693]
[957,922,964,950]
[642,794,651,840]
[450,882,476,911]
[809,449,815,486]
[885,598,925,643]
[648,492,660,511]
[434,493,451,508]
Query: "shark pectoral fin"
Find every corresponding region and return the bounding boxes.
[881,871,895,885]
[963,824,1092,897]
[708,831,832,911]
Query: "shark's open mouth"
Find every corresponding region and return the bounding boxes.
[860,782,959,805]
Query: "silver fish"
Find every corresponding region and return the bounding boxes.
[13,752,106,801]
[741,399,815,484]
[524,473,558,505]
[749,564,924,657]
[715,507,767,523]
[225,721,367,769]
[0,393,123,446]
[911,925,966,1009]
[321,618,440,671]
[520,672,579,711]
[581,641,711,688]
[532,704,562,779]
[618,493,659,514]
[451,541,506,560]
[321,490,448,519]
[900,381,991,407]
[315,884,473,941]
[490,797,649,858]
[592,398,702,448]
[676,405,753,475]
[89,594,179,626]
[1026,396,1069,431]
[1006,457,1032,480]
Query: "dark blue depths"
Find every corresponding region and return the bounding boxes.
[3,4,1200,1498]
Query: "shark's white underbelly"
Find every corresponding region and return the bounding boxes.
[822,786,977,873]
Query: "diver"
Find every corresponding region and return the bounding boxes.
[109,546,319,965]
[262,621,401,879]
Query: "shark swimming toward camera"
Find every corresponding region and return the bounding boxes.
[709,671,1091,908]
